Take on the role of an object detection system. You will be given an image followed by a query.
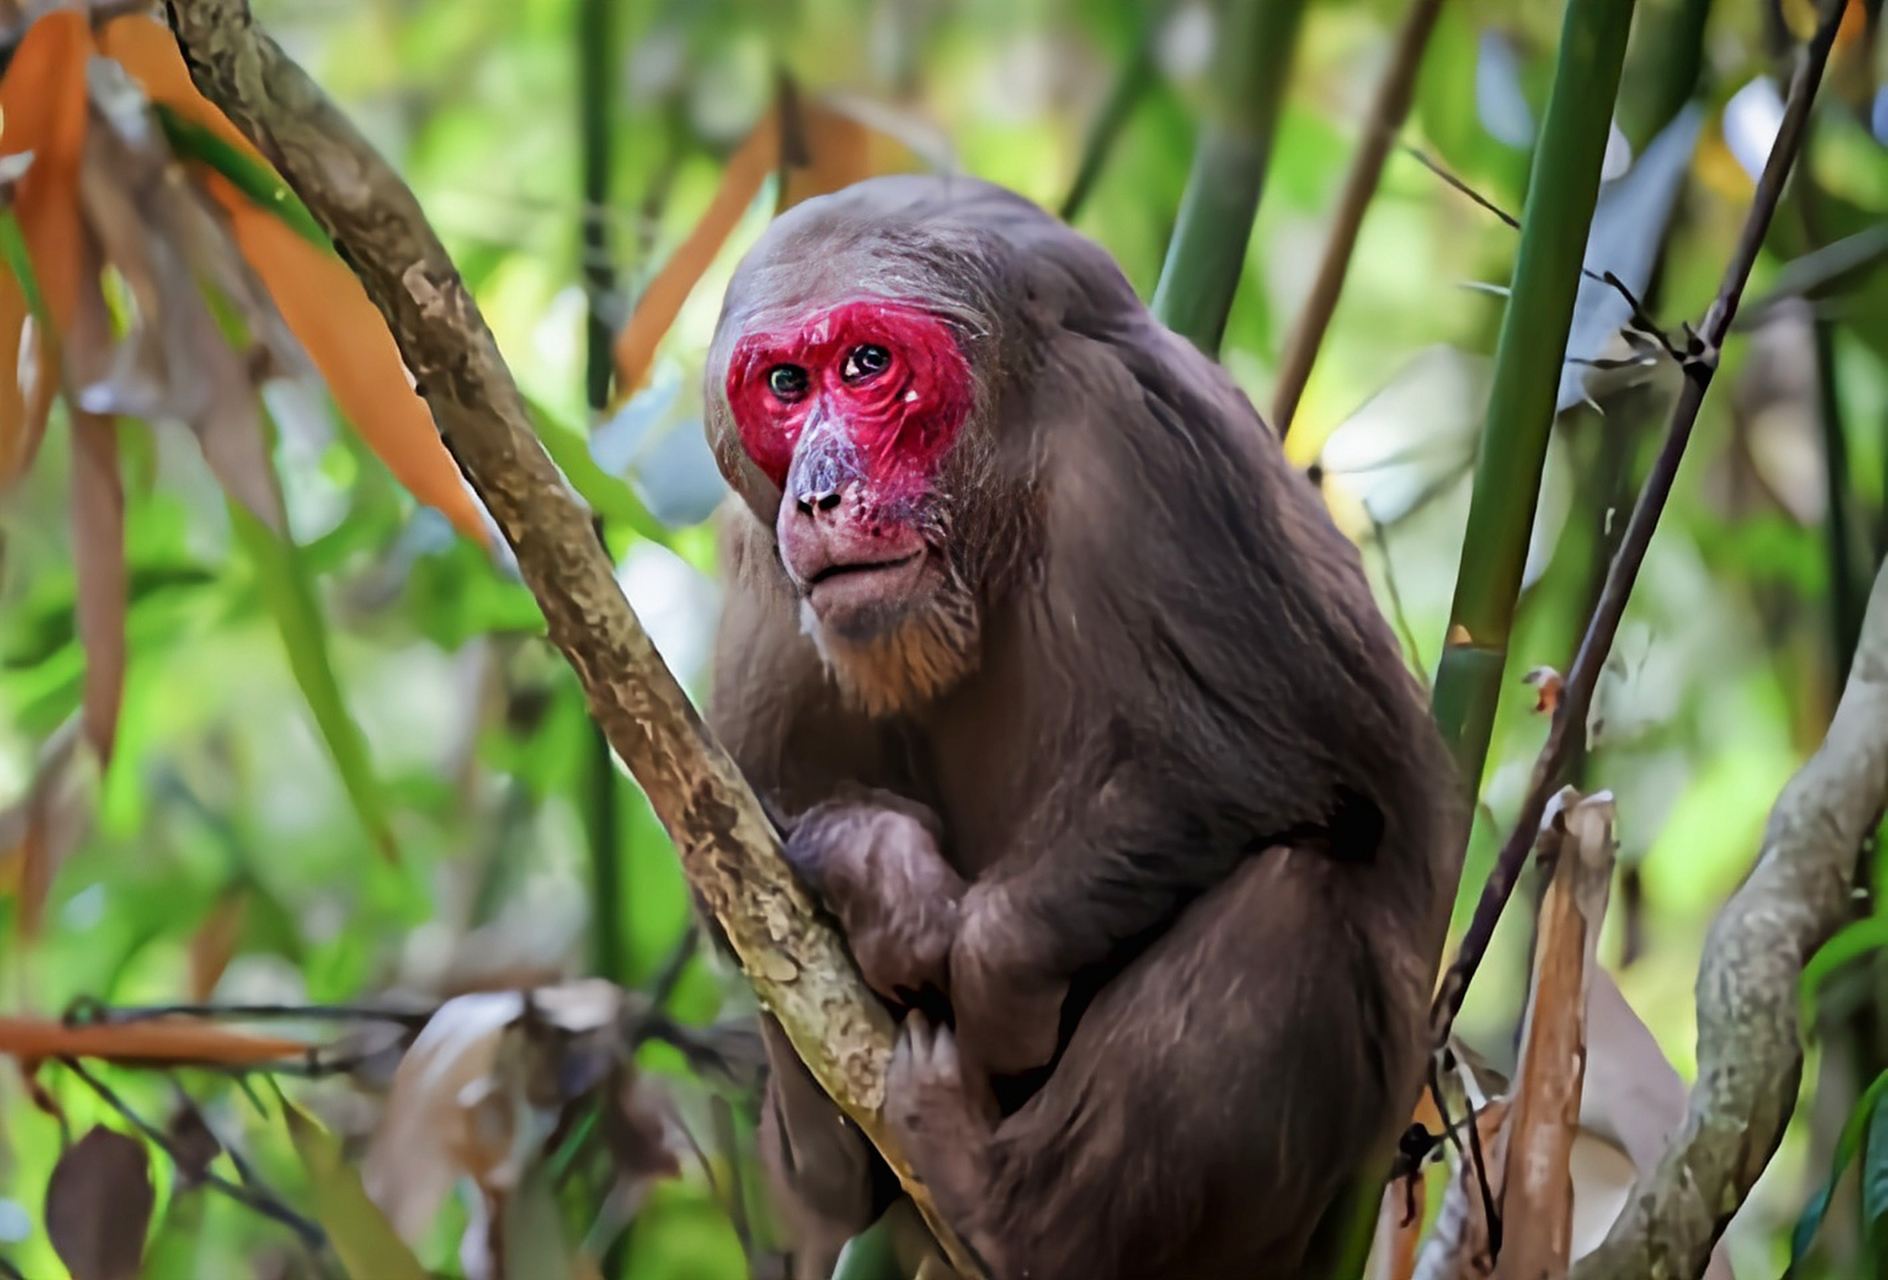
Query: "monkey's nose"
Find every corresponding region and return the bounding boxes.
[794,488,845,517]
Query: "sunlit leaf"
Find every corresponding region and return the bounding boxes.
[0,9,93,334]
[153,106,327,247]
[528,392,671,543]
[45,1126,153,1280]
[233,496,397,862]
[0,1015,306,1066]
[283,1099,432,1280]
[69,412,126,764]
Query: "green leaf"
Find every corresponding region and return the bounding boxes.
[232,499,397,861]
[282,1100,432,1280]
[1800,916,1888,1029]
[832,1214,903,1280]
[1866,1093,1888,1269]
[0,207,46,322]
[153,103,330,248]
[1791,1068,1888,1271]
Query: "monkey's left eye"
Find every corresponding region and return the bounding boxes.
[766,364,809,401]
[842,344,891,383]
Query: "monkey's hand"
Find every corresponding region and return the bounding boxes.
[783,792,967,1005]
[948,886,1069,1076]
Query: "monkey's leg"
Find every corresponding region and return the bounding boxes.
[884,1013,1007,1278]
[785,793,967,1003]
[939,850,1430,1280]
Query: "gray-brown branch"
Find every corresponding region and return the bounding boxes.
[1572,556,1888,1279]
[158,2,980,1271]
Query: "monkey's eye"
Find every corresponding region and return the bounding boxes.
[766,364,809,401]
[842,344,891,383]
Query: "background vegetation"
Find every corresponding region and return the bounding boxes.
[0,0,1885,1277]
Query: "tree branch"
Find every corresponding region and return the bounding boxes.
[1571,555,1888,1279]
[156,2,980,1272]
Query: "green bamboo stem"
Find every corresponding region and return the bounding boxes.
[1428,0,1638,796]
[1149,0,1310,356]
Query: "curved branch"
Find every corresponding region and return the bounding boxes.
[1573,557,1888,1280]
[156,2,980,1272]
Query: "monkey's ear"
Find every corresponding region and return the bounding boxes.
[706,412,784,527]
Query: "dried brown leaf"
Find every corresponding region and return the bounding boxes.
[0,11,92,334]
[45,1125,153,1280]
[1495,790,1617,1280]
[70,411,126,764]
[165,1096,223,1192]
[4,715,90,940]
[1413,1097,1512,1280]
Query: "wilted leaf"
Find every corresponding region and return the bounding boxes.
[234,500,396,861]
[1,715,90,939]
[45,1126,153,1280]
[777,89,929,212]
[364,989,528,1242]
[0,10,93,334]
[78,68,285,531]
[0,1015,306,1067]
[166,1097,223,1192]
[70,412,126,764]
[284,1099,432,1280]
[1413,1096,1511,1280]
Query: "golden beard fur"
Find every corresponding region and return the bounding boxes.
[805,578,981,718]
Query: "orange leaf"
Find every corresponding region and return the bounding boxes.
[70,412,126,765]
[0,10,93,335]
[203,176,487,543]
[611,112,779,405]
[0,1016,307,1067]
[97,16,487,545]
[0,263,26,482]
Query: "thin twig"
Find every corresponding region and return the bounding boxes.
[60,1058,327,1252]
[1429,0,1851,1047]
[1273,0,1447,439]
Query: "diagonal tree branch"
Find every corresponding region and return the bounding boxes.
[1572,555,1888,1280]
[156,2,980,1273]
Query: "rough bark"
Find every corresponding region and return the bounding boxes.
[157,2,978,1271]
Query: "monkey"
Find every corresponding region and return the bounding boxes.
[699,173,1464,1280]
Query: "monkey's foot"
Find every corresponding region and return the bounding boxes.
[888,1014,1003,1272]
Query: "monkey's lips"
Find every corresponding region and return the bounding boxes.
[785,533,933,627]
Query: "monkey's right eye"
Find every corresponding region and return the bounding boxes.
[766,364,809,402]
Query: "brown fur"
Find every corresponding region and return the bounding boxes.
[702,175,1464,1280]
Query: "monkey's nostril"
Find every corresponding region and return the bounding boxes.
[796,488,842,517]
[816,491,842,513]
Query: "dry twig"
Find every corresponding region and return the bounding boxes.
[156,2,980,1272]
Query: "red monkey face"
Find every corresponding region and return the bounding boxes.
[724,299,975,638]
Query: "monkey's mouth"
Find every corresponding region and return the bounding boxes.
[807,551,922,585]
[799,548,933,624]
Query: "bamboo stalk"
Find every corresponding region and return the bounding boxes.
[1149,0,1309,357]
[1427,0,1638,795]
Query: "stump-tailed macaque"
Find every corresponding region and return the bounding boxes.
[702,174,1463,1280]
